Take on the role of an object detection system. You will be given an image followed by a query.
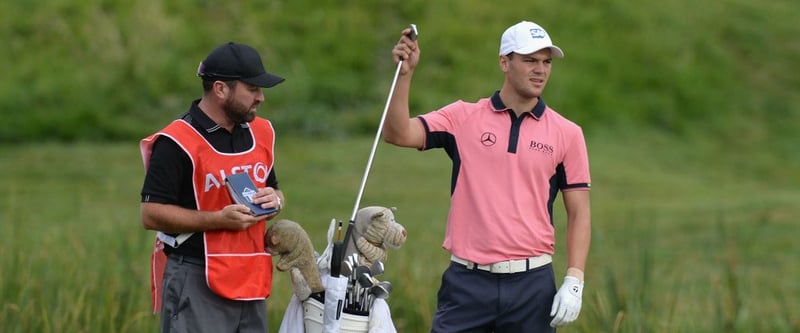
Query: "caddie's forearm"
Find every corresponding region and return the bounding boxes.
[141,201,225,233]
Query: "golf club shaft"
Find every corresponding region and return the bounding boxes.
[344,59,404,245]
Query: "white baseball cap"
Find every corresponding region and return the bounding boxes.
[499,21,564,58]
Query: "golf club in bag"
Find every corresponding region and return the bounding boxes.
[321,24,418,333]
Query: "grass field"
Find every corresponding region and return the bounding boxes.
[1,131,798,332]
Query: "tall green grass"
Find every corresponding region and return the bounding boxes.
[1,131,798,332]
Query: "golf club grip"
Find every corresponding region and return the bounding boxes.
[342,220,355,249]
[330,241,344,277]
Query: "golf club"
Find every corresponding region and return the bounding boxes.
[351,265,371,309]
[357,272,375,311]
[367,280,393,310]
[340,260,353,278]
[370,260,385,278]
[342,24,419,248]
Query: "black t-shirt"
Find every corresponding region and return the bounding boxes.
[141,99,279,258]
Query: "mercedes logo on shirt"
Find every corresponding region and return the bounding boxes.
[480,132,497,146]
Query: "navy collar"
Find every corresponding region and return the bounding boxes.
[489,91,547,119]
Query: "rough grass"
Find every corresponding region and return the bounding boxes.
[1,132,798,332]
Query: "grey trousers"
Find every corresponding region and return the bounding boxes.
[160,255,268,333]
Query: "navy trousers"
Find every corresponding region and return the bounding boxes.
[431,261,557,333]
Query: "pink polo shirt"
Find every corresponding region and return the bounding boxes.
[417,92,591,265]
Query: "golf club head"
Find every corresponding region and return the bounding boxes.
[357,272,374,288]
[340,260,353,277]
[378,281,393,295]
[354,265,370,281]
[346,255,357,278]
[370,260,385,277]
[370,281,392,299]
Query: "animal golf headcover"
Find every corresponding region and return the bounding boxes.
[265,219,324,300]
[345,206,407,266]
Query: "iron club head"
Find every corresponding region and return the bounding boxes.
[357,272,374,288]
[370,260,385,277]
[366,280,393,310]
[340,260,353,277]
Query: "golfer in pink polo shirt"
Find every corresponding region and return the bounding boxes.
[384,21,591,332]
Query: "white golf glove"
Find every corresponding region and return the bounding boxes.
[550,275,583,327]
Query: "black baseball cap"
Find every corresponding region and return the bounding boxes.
[197,42,285,88]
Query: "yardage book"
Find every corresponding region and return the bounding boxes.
[224,172,277,217]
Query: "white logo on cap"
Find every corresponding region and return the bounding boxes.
[529,28,545,39]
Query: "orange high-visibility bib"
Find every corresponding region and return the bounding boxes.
[141,118,274,312]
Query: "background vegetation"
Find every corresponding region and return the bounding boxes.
[1,0,798,332]
[2,0,799,146]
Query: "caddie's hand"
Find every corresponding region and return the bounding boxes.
[392,27,419,75]
[550,275,583,327]
[220,204,262,230]
[251,187,283,215]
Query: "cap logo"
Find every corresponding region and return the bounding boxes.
[529,28,546,39]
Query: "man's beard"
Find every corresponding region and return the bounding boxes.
[223,96,256,124]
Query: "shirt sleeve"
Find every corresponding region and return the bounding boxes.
[266,167,279,190]
[140,136,194,206]
[561,126,591,190]
[419,100,464,150]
